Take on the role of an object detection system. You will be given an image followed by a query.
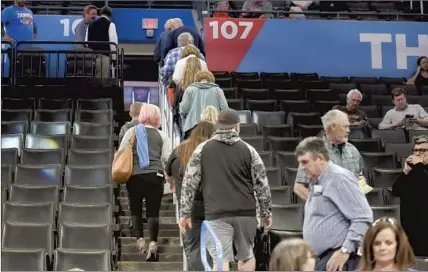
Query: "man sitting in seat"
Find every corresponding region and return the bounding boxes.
[333,89,368,127]
[379,88,428,130]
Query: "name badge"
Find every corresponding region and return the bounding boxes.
[313,185,323,195]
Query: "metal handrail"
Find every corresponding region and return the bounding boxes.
[206,8,426,20]
[13,41,122,83]
[201,220,224,272]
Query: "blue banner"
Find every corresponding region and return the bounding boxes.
[205,18,428,78]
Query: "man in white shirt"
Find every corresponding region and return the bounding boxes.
[85,6,118,79]
[379,88,428,131]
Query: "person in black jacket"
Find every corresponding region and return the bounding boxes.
[165,120,215,271]
[392,135,428,257]
[179,109,272,271]
[162,18,205,60]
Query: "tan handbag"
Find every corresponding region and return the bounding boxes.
[112,129,136,184]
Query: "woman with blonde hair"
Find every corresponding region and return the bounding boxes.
[201,105,219,123]
[180,70,228,139]
[165,120,216,270]
[118,103,172,261]
[172,44,208,87]
[359,217,416,271]
[269,238,316,271]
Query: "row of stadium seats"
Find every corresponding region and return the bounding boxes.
[1,97,117,271]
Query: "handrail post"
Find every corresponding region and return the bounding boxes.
[201,220,223,272]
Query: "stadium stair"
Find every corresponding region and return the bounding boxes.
[117,185,183,271]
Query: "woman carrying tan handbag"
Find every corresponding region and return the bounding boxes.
[116,104,172,262]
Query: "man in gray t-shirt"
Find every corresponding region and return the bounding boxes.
[379,88,428,130]
[74,5,97,46]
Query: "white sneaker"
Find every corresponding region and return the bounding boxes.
[146,241,158,261]
[136,238,147,253]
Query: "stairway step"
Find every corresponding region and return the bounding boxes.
[120,209,175,216]
[119,216,176,225]
[117,195,174,204]
[119,236,180,246]
[121,229,180,237]
[120,252,183,262]
[121,244,182,254]
[118,261,183,271]
[119,218,179,230]
[118,201,175,211]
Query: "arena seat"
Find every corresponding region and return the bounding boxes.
[1,95,118,270]
[271,186,292,205]
[1,248,46,271]
[54,248,111,271]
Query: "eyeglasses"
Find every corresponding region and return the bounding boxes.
[412,148,428,154]
[372,217,397,227]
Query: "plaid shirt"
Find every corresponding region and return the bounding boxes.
[160,46,205,80]
[295,137,364,184]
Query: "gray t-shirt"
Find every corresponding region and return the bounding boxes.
[379,104,428,130]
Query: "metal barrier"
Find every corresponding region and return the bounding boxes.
[1,41,124,86]
[158,68,184,269]
[206,0,427,18]
[201,220,224,272]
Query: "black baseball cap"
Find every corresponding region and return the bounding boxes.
[217,108,240,129]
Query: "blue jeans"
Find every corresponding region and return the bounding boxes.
[316,249,360,271]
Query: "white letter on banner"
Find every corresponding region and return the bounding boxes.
[395,34,428,70]
[221,21,238,39]
[239,21,253,39]
[360,33,392,69]
[60,19,70,36]
[209,21,219,39]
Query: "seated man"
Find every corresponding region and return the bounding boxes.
[333,89,367,127]
[379,88,428,130]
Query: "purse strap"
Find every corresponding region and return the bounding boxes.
[128,128,136,147]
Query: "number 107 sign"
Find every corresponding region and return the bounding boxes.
[204,18,265,71]
[208,20,254,40]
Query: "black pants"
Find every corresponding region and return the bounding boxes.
[183,219,206,271]
[126,173,164,242]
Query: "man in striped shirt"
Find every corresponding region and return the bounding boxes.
[295,137,373,271]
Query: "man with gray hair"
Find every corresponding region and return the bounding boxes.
[160,32,205,80]
[296,137,372,271]
[294,109,366,201]
[163,17,205,59]
[392,134,428,256]
[154,18,174,64]
[333,89,368,127]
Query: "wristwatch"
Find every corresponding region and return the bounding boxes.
[340,247,351,254]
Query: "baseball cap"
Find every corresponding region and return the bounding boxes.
[217,108,240,129]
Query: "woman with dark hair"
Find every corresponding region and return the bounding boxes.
[359,217,416,271]
[165,120,216,271]
[407,56,428,87]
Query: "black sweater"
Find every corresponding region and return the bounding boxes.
[392,163,428,256]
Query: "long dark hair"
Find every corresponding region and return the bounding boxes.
[176,120,215,168]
